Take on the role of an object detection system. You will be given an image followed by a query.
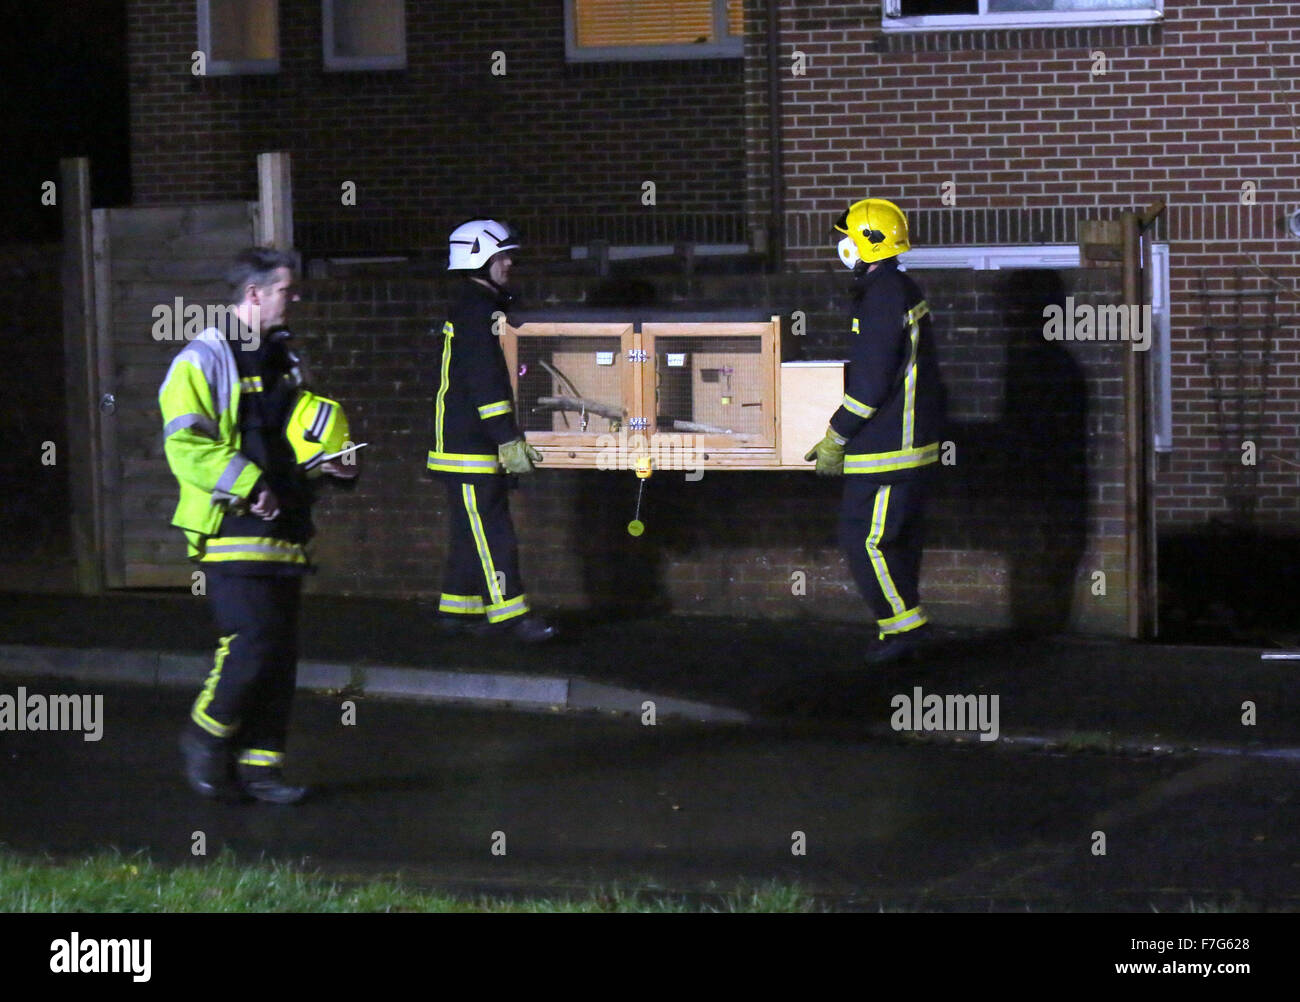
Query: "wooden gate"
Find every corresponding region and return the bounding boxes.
[91,202,260,587]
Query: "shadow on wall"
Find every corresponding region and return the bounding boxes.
[997,268,1089,631]
[931,269,1089,631]
[569,465,844,619]
[562,268,1091,632]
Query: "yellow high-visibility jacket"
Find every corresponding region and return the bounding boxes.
[157,329,263,558]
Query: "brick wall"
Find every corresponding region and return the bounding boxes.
[745,0,1300,534]
[293,266,1127,634]
[126,0,746,257]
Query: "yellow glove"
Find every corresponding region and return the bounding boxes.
[499,438,543,474]
[803,427,847,476]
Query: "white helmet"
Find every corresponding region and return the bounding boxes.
[447,219,520,271]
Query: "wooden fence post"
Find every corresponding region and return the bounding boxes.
[257,152,294,251]
[59,156,105,593]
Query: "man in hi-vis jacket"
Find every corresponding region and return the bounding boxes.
[805,198,947,664]
[159,246,356,803]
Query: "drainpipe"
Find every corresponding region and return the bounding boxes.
[766,0,784,272]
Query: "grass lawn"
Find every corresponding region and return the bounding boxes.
[0,848,826,913]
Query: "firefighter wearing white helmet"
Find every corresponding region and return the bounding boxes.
[804,198,947,664]
[447,218,520,271]
[427,218,555,643]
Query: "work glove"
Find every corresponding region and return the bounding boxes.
[803,427,847,477]
[499,438,543,475]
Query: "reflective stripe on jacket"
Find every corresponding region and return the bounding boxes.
[829,259,946,480]
[428,281,521,478]
[158,328,262,558]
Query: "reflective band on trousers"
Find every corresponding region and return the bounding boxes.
[462,483,504,606]
[439,593,486,613]
[844,442,939,474]
[427,451,500,475]
[486,596,529,623]
[192,633,238,738]
[865,485,907,617]
[238,748,284,767]
[879,606,927,636]
[200,538,309,564]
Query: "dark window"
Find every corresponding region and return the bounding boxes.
[899,0,979,14]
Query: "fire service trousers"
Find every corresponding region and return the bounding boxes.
[839,476,929,638]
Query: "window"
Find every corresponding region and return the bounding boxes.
[323,0,406,71]
[566,0,743,62]
[882,0,1162,32]
[197,0,279,75]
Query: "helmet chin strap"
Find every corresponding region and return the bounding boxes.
[472,272,514,305]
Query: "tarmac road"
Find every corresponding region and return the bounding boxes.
[0,675,1297,911]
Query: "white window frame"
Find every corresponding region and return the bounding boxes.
[882,0,1162,34]
[900,243,1172,452]
[322,0,407,72]
[899,244,1081,270]
[196,0,280,76]
[564,0,741,62]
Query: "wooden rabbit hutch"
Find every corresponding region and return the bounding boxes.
[501,309,845,473]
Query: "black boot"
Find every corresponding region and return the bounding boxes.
[864,624,933,665]
[433,614,494,638]
[237,764,309,805]
[475,613,557,644]
[507,614,557,644]
[179,730,245,800]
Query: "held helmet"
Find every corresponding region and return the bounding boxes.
[833,198,910,269]
[284,390,351,477]
[447,219,520,271]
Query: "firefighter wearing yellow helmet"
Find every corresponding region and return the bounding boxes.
[804,198,947,664]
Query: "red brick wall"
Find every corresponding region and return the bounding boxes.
[294,267,1127,634]
[746,0,1300,534]
[126,0,745,257]
[115,0,1286,627]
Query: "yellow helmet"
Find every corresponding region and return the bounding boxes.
[833,198,910,269]
[284,390,351,477]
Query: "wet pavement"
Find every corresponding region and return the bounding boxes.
[1,592,1298,750]
[1,675,1297,910]
[2,591,1299,909]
